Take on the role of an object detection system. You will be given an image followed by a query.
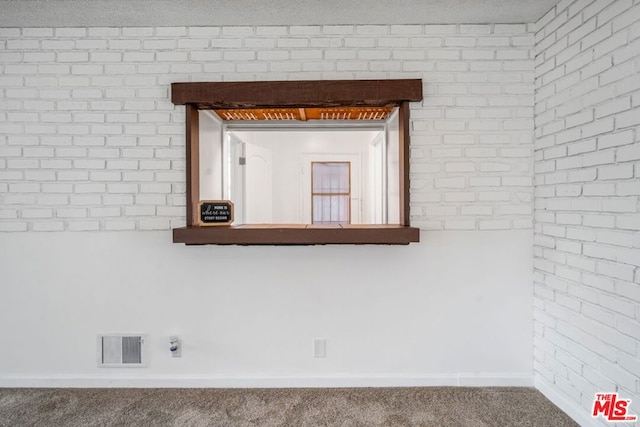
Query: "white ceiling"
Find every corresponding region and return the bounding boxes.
[0,0,560,27]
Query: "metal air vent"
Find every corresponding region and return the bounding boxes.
[97,334,146,367]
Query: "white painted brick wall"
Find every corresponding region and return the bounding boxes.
[534,0,640,424]
[0,24,534,232]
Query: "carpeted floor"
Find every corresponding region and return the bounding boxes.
[0,387,578,426]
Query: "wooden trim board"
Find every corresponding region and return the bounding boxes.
[172,79,423,108]
[173,225,420,245]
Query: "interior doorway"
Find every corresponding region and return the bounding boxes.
[311,162,352,225]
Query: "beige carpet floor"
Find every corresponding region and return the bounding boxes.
[0,387,578,426]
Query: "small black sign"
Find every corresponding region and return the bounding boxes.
[198,200,234,226]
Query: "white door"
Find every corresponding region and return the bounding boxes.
[301,153,361,224]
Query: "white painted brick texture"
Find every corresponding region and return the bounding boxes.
[0,24,534,232]
[534,0,640,423]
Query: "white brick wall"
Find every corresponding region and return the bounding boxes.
[534,0,640,424]
[0,24,534,231]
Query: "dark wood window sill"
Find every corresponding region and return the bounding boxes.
[173,225,420,245]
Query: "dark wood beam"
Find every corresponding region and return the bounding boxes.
[171,79,423,108]
[173,225,420,245]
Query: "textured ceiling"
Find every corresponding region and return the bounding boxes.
[0,0,560,27]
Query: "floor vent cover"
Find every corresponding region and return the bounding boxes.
[97,334,146,367]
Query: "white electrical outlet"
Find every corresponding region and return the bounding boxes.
[169,336,181,358]
[313,339,326,358]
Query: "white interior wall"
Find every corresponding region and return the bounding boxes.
[0,230,533,387]
[533,1,640,426]
[0,22,536,387]
[232,129,381,224]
